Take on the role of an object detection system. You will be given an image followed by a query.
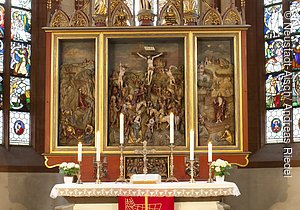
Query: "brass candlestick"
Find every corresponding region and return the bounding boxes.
[207,162,213,183]
[166,143,178,182]
[116,144,128,183]
[76,161,82,184]
[189,160,195,183]
[96,161,101,184]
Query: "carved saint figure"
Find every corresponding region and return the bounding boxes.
[213,93,226,123]
[118,63,127,88]
[94,0,107,15]
[137,52,163,85]
[140,0,151,10]
[165,65,176,85]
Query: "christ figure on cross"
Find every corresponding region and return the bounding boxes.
[137,51,163,85]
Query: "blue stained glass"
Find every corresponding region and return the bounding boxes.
[264,5,283,39]
[0,5,4,38]
[266,109,284,143]
[290,1,300,33]
[9,111,30,145]
[292,35,300,71]
[0,40,3,73]
[0,76,3,109]
[264,0,281,6]
[266,72,285,109]
[10,76,30,112]
[265,39,283,73]
[293,72,300,107]
[11,8,31,42]
[10,42,31,76]
[11,0,31,10]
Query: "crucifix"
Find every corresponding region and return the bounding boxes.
[135,140,156,174]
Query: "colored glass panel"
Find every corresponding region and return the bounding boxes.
[290,1,300,33]
[265,39,283,73]
[293,72,300,107]
[11,8,31,42]
[292,35,300,71]
[0,39,3,73]
[264,5,283,39]
[266,72,285,109]
[264,0,281,6]
[10,42,31,76]
[0,76,3,109]
[0,5,4,38]
[9,111,30,145]
[293,107,300,142]
[0,110,2,144]
[10,76,30,112]
[266,109,284,143]
[11,0,31,10]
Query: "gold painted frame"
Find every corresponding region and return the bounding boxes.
[49,33,100,154]
[194,32,244,153]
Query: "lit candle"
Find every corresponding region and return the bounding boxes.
[170,112,174,144]
[78,142,82,162]
[208,141,212,162]
[190,130,194,161]
[96,131,101,162]
[120,113,124,144]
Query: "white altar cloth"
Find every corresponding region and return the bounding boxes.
[50,181,240,199]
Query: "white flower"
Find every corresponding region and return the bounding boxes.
[211,161,216,166]
[215,166,221,172]
[60,162,67,168]
[67,162,75,169]
[220,161,227,168]
[75,164,80,169]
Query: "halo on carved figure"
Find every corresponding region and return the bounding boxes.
[158,2,181,26]
[110,3,133,26]
[222,7,242,25]
[50,9,70,27]
[70,10,89,27]
[201,8,222,25]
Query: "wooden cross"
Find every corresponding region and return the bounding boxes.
[135,140,156,174]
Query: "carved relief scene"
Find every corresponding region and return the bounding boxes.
[197,38,235,146]
[58,40,95,146]
[107,38,185,147]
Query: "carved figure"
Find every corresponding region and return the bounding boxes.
[137,52,163,85]
[118,63,127,88]
[165,65,176,85]
[94,0,107,15]
[213,93,226,123]
[140,0,151,10]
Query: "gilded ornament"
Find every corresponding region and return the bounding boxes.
[50,9,70,27]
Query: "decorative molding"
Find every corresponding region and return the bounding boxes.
[70,10,89,27]
[50,9,70,27]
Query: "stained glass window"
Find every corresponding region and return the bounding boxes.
[11,0,31,10]
[266,109,284,143]
[9,111,30,145]
[264,0,281,6]
[293,72,300,107]
[266,73,285,109]
[292,35,300,71]
[0,40,3,73]
[293,107,300,142]
[10,77,30,112]
[290,0,300,33]
[0,76,3,109]
[0,110,2,144]
[11,8,31,42]
[264,4,283,39]
[265,39,283,73]
[10,42,31,76]
[0,5,4,38]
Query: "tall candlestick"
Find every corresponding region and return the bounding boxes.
[120,113,124,144]
[170,112,174,144]
[78,142,82,162]
[190,130,194,161]
[96,131,101,162]
[208,141,212,162]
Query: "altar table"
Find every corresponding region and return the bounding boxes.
[50,181,240,210]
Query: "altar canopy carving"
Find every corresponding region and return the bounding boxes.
[46,0,245,27]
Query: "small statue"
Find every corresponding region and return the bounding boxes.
[165,65,177,85]
[213,93,226,123]
[94,0,107,15]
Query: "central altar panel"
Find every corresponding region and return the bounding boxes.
[103,35,188,153]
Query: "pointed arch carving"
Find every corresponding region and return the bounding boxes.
[223,7,242,25]
[158,2,181,26]
[50,9,70,27]
[201,8,222,25]
[110,2,133,26]
[70,10,89,27]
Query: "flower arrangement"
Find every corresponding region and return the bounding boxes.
[211,159,232,177]
[59,162,80,176]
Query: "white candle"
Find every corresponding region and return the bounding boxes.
[96,131,101,162]
[208,141,212,162]
[170,112,174,144]
[190,130,194,161]
[120,113,124,144]
[78,142,82,162]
